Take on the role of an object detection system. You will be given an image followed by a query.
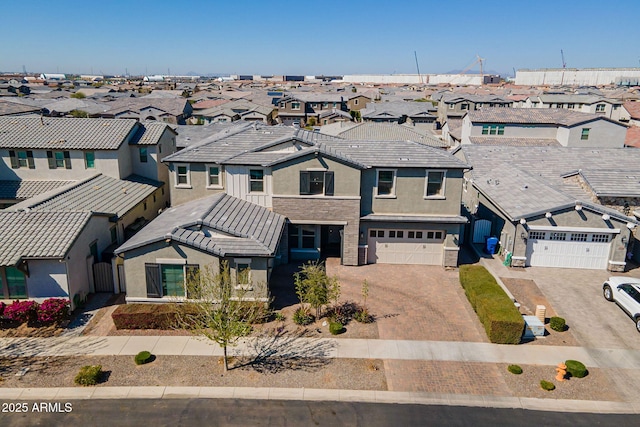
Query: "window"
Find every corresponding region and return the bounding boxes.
[570,233,588,242]
[207,165,222,188]
[396,230,404,238]
[461,103,469,111]
[389,231,396,238]
[529,231,545,240]
[84,151,95,169]
[426,231,443,240]
[408,231,415,238]
[176,164,190,187]
[139,147,148,163]
[568,103,575,109]
[289,224,316,249]
[581,128,590,140]
[376,170,395,196]
[426,170,445,197]
[591,234,610,243]
[110,226,117,244]
[595,104,606,113]
[448,103,454,110]
[161,264,185,297]
[236,261,250,285]
[415,231,423,239]
[354,99,359,105]
[9,150,34,169]
[291,102,301,110]
[249,169,264,192]
[55,151,65,168]
[47,151,70,169]
[370,230,376,237]
[482,124,505,135]
[4,267,27,299]
[549,232,567,241]
[476,103,483,109]
[299,170,334,196]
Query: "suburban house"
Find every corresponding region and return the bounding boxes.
[359,101,437,128]
[521,94,625,121]
[459,108,628,148]
[192,99,276,125]
[457,145,639,270]
[436,94,512,126]
[277,93,347,126]
[98,98,193,124]
[0,117,176,205]
[345,94,372,112]
[114,193,285,303]
[0,211,113,309]
[157,122,469,272]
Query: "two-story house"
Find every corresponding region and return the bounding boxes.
[459,108,628,148]
[277,93,347,126]
[360,101,437,129]
[522,94,625,121]
[436,94,512,127]
[116,122,469,302]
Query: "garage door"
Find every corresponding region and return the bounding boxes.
[367,229,443,265]
[525,230,612,269]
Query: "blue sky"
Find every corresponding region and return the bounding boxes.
[2,0,639,76]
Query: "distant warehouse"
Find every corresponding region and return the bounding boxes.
[515,68,640,86]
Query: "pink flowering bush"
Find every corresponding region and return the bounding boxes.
[37,298,70,325]
[4,300,39,324]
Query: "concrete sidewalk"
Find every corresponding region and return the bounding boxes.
[2,336,640,369]
[0,385,636,414]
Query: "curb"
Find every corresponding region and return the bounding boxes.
[0,387,635,414]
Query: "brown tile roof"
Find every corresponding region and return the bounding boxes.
[467,107,623,127]
[625,126,640,148]
[624,102,640,120]
[191,99,230,110]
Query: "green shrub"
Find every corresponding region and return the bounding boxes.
[540,380,555,391]
[111,303,198,329]
[507,364,523,375]
[292,307,314,326]
[74,365,102,386]
[134,351,153,365]
[329,321,344,335]
[353,308,374,324]
[274,312,286,322]
[565,360,588,378]
[459,265,525,344]
[550,316,566,332]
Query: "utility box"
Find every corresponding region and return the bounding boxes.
[523,315,545,338]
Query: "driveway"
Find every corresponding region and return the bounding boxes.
[325,258,487,343]
[491,258,640,350]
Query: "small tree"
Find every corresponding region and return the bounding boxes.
[70,92,86,99]
[294,261,339,319]
[177,261,264,371]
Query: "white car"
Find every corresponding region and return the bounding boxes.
[603,277,640,332]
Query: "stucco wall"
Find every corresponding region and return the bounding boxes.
[563,120,626,148]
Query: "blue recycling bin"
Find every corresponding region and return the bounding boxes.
[486,236,499,254]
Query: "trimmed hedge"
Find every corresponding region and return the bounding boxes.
[565,360,588,378]
[459,265,525,344]
[74,365,102,386]
[507,364,523,375]
[111,303,197,330]
[550,316,566,332]
[540,380,555,391]
[134,351,153,365]
[329,321,344,335]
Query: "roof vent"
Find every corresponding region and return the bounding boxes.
[521,185,528,190]
[348,144,360,148]
[399,157,410,161]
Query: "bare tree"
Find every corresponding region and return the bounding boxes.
[177,261,264,371]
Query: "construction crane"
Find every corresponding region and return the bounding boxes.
[561,49,566,68]
[414,51,422,84]
[460,54,485,77]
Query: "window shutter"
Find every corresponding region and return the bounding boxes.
[8,151,18,169]
[299,171,310,195]
[63,151,72,169]
[325,171,334,196]
[186,264,200,299]
[47,151,55,169]
[145,263,161,298]
[26,151,35,169]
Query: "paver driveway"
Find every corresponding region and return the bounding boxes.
[326,258,487,343]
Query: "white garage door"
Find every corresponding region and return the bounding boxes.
[525,230,612,269]
[367,229,443,265]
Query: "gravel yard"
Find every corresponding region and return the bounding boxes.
[0,356,386,390]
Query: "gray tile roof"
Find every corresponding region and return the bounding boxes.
[43,98,110,115]
[9,174,161,218]
[174,122,237,149]
[0,180,76,200]
[441,94,512,104]
[0,100,42,116]
[130,121,174,145]
[115,193,285,257]
[321,122,448,148]
[468,137,561,147]
[360,214,468,223]
[0,117,137,150]
[361,101,436,120]
[466,108,624,127]
[101,98,190,117]
[536,94,620,105]
[462,145,640,220]
[0,211,93,266]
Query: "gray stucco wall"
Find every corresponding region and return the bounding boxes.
[121,241,269,301]
[360,168,464,216]
[168,163,224,207]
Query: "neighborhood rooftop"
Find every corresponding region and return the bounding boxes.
[466,108,625,127]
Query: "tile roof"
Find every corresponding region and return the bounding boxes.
[101,98,190,117]
[0,211,93,266]
[624,102,640,120]
[462,145,640,219]
[115,193,285,257]
[9,174,161,218]
[360,101,436,120]
[0,180,76,200]
[466,108,624,127]
[130,121,174,145]
[43,98,110,115]
[468,137,561,147]
[321,122,448,148]
[536,94,618,105]
[625,126,640,148]
[440,94,512,104]
[0,117,137,150]
[191,99,230,110]
[0,100,42,116]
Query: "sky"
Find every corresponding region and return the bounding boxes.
[2,0,639,77]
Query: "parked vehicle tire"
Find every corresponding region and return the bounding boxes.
[603,285,614,302]
[636,317,640,333]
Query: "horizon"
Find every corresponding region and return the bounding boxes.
[1,0,639,77]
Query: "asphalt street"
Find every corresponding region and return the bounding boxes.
[0,399,631,426]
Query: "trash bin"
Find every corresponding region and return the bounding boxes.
[486,236,499,254]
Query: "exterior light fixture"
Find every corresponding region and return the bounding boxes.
[602,214,610,221]
[545,212,553,218]
[575,203,583,211]
[519,218,527,225]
